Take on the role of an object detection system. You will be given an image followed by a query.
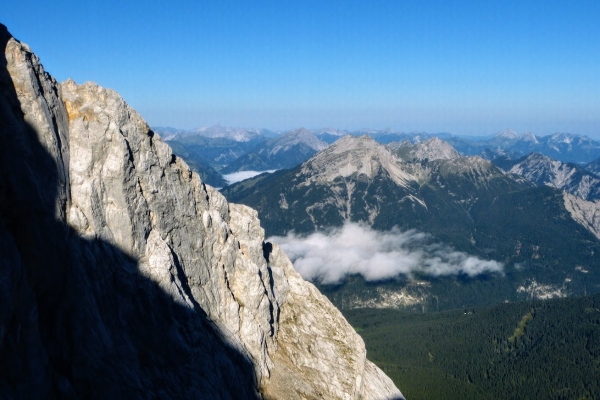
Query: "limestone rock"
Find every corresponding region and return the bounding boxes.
[302,135,417,189]
[0,24,403,399]
[264,243,402,399]
[391,137,461,162]
[563,192,600,241]
[507,153,600,201]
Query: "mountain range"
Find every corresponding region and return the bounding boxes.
[156,125,600,188]
[154,126,273,186]
[156,125,278,142]
[222,135,600,311]
[6,19,598,400]
[221,128,328,173]
[450,129,600,163]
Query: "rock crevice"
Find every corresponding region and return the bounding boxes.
[0,24,403,399]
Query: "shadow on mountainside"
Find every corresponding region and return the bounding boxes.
[0,24,259,400]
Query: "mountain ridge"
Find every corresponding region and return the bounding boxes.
[0,24,402,400]
[222,134,600,312]
[493,152,600,201]
[221,128,328,173]
[156,124,600,189]
[388,137,461,162]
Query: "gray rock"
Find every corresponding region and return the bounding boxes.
[507,153,600,201]
[563,192,600,241]
[0,24,402,399]
[389,137,461,162]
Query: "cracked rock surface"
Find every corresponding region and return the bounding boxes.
[0,24,403,399]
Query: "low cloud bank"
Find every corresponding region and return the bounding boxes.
[269,223,503,284]
[223,170,277,185]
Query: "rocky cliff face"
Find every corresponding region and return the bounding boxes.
[505,153,600,201]
[0,24,402,400]
[563,192,600,241]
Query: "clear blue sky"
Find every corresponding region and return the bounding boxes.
[2,1,599,136]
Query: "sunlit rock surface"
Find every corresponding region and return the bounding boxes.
[563,192,600,241]
[507,153,600,201]
[389,137,461,162]
[0,24,402,399]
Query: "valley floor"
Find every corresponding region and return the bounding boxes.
[344,293,600,400]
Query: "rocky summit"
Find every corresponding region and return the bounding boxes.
[388,137,461,162]
[0,24,403,399]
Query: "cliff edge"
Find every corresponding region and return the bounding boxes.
[0,24,403,399]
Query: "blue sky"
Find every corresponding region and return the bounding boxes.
[2,1,600,136]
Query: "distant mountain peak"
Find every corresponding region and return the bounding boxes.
[495,128,519,139]
[269,128,328,154]
[301,134,415,187]
[156,124,275,142]
[525,152,551,161]
[311,127,350,137]
[387,137,460,162]
[521,132,539,143]
[548,132,579,144]
[317,134,382,156]
[220,128,328,173]
[409,137,460,161]
[192,125,268,142]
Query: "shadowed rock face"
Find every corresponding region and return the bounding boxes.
[0,24,403,400]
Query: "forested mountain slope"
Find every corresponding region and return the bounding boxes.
[223,135,600,310]
[345,293,600,400]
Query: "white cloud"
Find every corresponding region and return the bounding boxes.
[222,170,277,185]
[269,223,504,284]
